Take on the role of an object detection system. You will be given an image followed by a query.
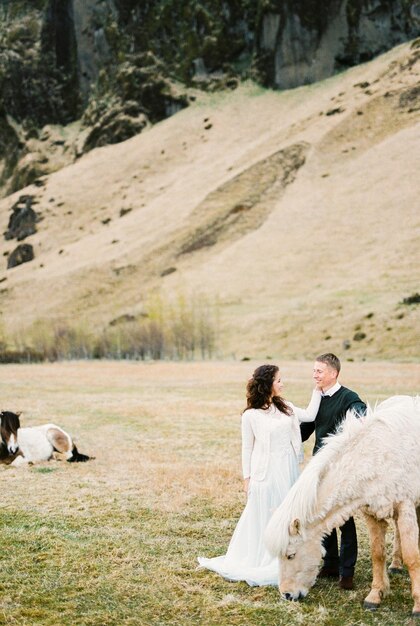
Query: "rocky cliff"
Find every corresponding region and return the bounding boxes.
[0,0,419,196]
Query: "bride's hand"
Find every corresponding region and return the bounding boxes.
[243,478,250,495]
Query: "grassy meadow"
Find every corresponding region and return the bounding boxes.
[0,360,419,626]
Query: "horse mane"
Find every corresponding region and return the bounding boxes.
[0,411,21,463]
[265,395,419,556]
[0,411,21,435]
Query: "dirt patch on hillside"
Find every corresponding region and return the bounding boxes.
[178,142,308,255]
[316,84,420,169]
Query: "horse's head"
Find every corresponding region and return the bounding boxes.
[277,518,324,601]
[0,411,21,454]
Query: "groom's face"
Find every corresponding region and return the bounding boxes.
[313,361,338,391]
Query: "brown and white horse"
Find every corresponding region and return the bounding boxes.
[264,395,420,617]
[0,411,91,466]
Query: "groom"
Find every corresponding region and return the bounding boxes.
[300,353,367,590]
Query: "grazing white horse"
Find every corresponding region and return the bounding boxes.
[0,411,91,466]
[264,395,420,617]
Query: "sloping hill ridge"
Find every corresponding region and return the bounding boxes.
[0,41,419,361]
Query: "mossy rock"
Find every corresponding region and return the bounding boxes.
[9,153,48,193]
[82,100,149,152]
[7,243,34,269]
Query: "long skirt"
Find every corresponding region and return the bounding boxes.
[198,447,299,586]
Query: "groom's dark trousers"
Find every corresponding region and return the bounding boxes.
[322,517,357,576]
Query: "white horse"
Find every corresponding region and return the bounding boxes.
[264,395,420,617]
[0,411,91,466]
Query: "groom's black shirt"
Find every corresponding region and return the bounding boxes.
[300,385,367,454]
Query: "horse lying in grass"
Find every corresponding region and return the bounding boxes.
[0,411,91,466]
[264,395,420,617]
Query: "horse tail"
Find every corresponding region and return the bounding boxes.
[67,444,92,463]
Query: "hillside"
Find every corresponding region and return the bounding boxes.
[0,40,419,361]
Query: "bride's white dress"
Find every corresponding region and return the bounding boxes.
[198,407,302,586]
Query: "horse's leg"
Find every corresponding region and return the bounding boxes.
[417,507,420,549]
[10,454,30,467]
[389,516,404,574]
[1,449,24,466]
[396,501,420,616]
[46,427,73,460]
[363,513,390,610]
[46,426,90,462]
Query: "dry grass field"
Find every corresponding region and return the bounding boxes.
[1,360,419,626]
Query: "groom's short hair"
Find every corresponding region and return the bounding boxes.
[315,353,341,374]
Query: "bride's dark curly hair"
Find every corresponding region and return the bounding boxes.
[245,364,292,415]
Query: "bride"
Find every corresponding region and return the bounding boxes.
[198,363,321,586]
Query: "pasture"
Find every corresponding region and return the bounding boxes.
[0,360,419,626]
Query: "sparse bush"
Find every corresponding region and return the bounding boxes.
[401,292,420,305]
[5,318,96,362]
[0,291,218,362]
[51,322,96,359]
